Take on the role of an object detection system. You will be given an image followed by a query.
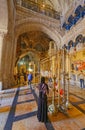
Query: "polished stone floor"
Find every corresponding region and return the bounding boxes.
[0,84,85,130]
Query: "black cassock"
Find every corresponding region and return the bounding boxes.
[37,83,48,123]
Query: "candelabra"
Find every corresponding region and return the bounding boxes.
[48,75,58,114]
[48,49,70,115]
[57,49,67,114]
[65,50,72,109]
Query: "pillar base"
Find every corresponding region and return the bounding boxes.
[66,101,72,109]
[48,104,58,114]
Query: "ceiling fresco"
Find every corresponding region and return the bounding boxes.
[16,31,52,59]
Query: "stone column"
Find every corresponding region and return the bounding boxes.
[2,34,12,89]
[10,38,17,87]
[0,31,6,90]
[1,33,16,89]
[5,35,16,88]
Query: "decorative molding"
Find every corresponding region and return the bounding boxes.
[15,5,64,36]
[62,18,85,45]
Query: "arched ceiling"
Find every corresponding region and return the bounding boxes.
[16,31,52,59]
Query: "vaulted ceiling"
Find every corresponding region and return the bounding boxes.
[16,31,52,58]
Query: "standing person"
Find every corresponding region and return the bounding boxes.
[23,72,27,85]
[37,77,49,123]
[28,73,33,85]
[17,71,20,84]
[79,71,84,88]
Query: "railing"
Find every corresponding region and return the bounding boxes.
[15,0,60,20]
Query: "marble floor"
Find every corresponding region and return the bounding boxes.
[0,84,85,130]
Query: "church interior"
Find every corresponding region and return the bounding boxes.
[0,0,85,130]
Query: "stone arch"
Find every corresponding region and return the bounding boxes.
[15,22,61,47]
[12,22,62,84]
[13,22,62,70]
[13,22,62,73]
[16,49,40,66]
[19,50,39,59]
